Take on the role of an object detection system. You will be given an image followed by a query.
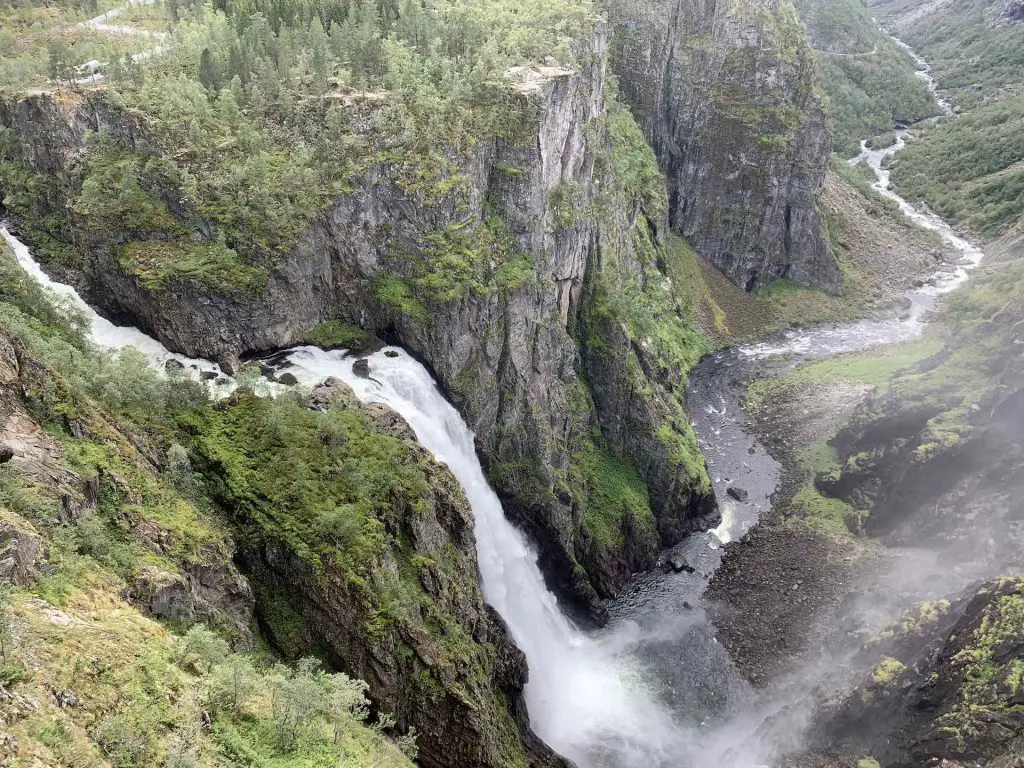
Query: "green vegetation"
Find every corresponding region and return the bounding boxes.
[794,0,938,157]
[573,441,656,549]
[0,237,424,764]
[0,0,150,90]
[1,0,599,301]
[872,0,1024,239]
[871,656,907,686]
[935,578,1024,746]
[875,0,1024,102]
[304,319,375,350]
[890,94,1024,237]
[117,239,267,293]
[745,338,944,534]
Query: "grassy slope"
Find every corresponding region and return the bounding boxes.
[0,237,427,766]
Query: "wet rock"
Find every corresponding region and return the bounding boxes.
[0,515,44,584]
[200,370,218,381]
[0,442,13,463]
[664,553,695,574]
[277,372,298,386]
[384,350,400,358]
[683,601,693,610]
[310,378,358,411]
[217,355,239,376]
[352,358,370,378]
[726,487,749,503]
[258,363,278,382]
[164,359,185,373]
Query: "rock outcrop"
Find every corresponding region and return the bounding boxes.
[0,24,717,616]
[205,380,567,768]
[818,232,1024,574]
[0,321,256,645]
[803,578,1024,767]
[607,0,840,292]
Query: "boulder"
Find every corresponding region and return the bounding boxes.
[277,372,298,386]
[164,359,185,373]
[727,486,749,502]
[200,370,218,381]
[664,553,695,574]
[310,378,358,411]
[132,562,255,649]
[352,358,371,378]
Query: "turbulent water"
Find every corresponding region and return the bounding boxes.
[1,225,699,767]
[0,37,989,767]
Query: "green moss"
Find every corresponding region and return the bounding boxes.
[373,275,429,324]
[117,239,267,294]
[857,759,881,768]
[304,320,374,351]
[872,656,907,687]
[573,440,657,549]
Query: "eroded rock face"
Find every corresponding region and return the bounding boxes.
[607,0,839,292]
[804,578,1024,767]
[0,26,715,616]
[131,563,256,650]
[0,514,44,584]
[234,392,568,768]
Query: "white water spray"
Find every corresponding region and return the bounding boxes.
[275,347,689,766]
[3,226,689,766]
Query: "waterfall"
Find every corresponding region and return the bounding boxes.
[2,227,230,383]
[275,347,689,767]
[3,225,688,767]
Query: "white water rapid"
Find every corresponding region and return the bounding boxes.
[739,43,982,363]
[272,347,690,766]
[2,226,231,384]
[2,224,688,766]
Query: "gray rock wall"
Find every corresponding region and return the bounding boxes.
[607,0,840,291]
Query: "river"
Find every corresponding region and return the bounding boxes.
[0,34,985,768]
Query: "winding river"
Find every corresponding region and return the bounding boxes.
[0,34,986,768]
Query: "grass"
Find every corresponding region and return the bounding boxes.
[117,240,267,294]
[574,440,657,549]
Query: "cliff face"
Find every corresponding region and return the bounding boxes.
[607,0,840,292]
[0,24,717,619]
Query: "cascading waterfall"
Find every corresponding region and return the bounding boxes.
[2,224,689,767]
[0,37,989,762]
[271,347,691,767]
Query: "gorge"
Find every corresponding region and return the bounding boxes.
[0,29,992,762]
[1,0,1023,765]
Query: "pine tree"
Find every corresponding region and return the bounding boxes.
[198,47,222,93]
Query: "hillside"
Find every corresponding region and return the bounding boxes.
[795,0,939,157]
[873,0,1024,238]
